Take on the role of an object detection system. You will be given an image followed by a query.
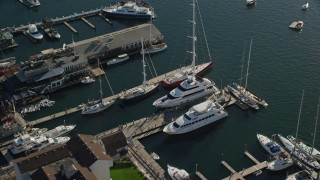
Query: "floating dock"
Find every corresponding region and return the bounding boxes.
[1,8,102,34]
[221,151,268,180]
[63,21,78,33]
[81,17,96,29]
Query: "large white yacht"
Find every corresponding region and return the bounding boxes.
[257,134,281,157]
[42,125,76,138]
[167,164,190,180]
[26,24,43,40]
[30,136,70,152]
[286,170,312,180]
[163,100,228,135]
[10,134,34,154]
[153,76,218,108]
[103,1,155,19]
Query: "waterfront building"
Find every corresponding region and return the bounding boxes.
[13,134,113,180]
[99,131,128,161]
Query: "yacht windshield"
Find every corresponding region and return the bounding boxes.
[177,85,199,91]
[183,114,192,120]
[173,122,180,128]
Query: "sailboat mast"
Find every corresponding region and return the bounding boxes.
[98,59,103,100]
[244,39,252,90]
[141,38,146,88]
[239,41,247,87]
[149,16,152,45]
[294,90,304,151]
[311,96,320,153]
[191,0,196,69]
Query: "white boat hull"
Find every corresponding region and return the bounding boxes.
[256,134,281,157]
[81,100,115,115]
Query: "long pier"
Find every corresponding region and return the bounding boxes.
[221,151,268,180]
[28,64,214,126]
[1,8,103,34]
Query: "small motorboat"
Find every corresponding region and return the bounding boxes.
[151,152,159,160]
[107,54,129,66]
[81,76,95,84]
[267,154,294,171]
[302,2,309,10]
[289,21,304,31]
[26,24,43,40]
[167,164,190,180]
[246,0,256,6]
[51,30,61,39]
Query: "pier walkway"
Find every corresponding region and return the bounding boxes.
[222,151,268,180]
[1,8,102,34]
[28,65,198,126]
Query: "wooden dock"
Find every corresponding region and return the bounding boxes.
[221,151,268,180]
[63,21,78,33]
[1,8,102,34]
[81,17,95,29]
[99,13,112,24]
[195,171,207,180]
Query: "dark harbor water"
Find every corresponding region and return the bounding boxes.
[1,0,320,179]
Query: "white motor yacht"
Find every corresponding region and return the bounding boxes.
[26,24,43,40]
[107,54,129,66]
[42,125,76,138]
[26,0,40,8]
[51,30,61,39]
[257,134,281,157]
[10,134,34,154]
[167,164,190,180]
[30,136,70,152]
[151,152,159,160]
[267,154,294,171]
[153,76,218,108]
[246,0,256,6]
[103,1,155,19]
[163,100,228,135]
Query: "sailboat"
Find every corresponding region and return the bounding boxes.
[286,96,320,161]
[161,0,212,89]
[120,38,158,102]
[81,59,115,115]
[233,39,268,107]
[278,91,320,169]
[141,17,167,54]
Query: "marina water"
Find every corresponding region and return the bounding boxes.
[1,0,320,179]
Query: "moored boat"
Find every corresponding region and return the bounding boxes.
[287,135,320,161]
[227,85,259,110]
[161,0,212,90]
[151,152,159,160]
[153,76,218,108]
[267,154,294,171]
[26,24,43,40]
[286,170,312,180]
[120,39,158,101]
[30,136,70,152]
[167,164,190,180]
[103,0,155,19]
[234,83,268,107]
[163,100,228,135]
[257,134,281,157]
[107,54,129,66]
[42,125,76,138]
[81,76,95,84]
